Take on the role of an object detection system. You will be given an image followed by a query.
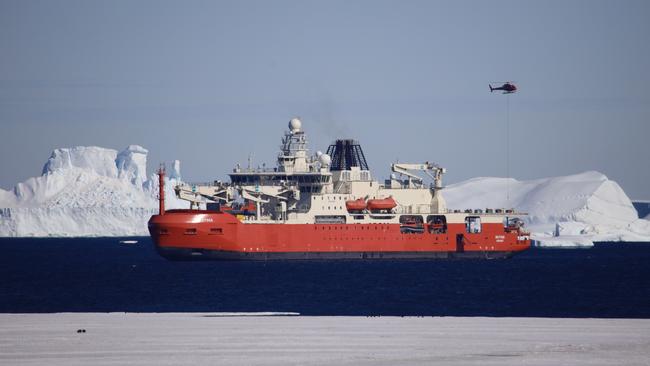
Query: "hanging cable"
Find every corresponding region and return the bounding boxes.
[490,82,517,208]
[506,93,510,206]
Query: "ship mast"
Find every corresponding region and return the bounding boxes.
[158,164,165,215]
[278,118,310,173]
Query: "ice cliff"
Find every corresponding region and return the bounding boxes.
[0,146,648,246]
[0,146,187,237]
[444,171,650,247]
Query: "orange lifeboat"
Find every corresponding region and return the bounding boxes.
[367,197,397,211]
[346,198,367,211]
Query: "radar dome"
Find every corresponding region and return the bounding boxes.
[319,153,332,167]
[289,118,302,132]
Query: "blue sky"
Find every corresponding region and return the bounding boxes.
[1,0,649,198]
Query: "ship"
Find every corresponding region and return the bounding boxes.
[148,118,531,260]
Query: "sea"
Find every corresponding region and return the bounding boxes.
[1,237,649,318]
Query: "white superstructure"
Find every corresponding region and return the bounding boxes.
[174,119,507,226]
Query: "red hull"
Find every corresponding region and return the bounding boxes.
[148,210,531,260]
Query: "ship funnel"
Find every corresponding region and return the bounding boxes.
[326,139,369,171]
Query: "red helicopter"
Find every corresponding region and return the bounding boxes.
[489,82,517,94]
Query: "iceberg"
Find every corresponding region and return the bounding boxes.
[0,145,187,237]
[116,145,149,187]
[444,171,650,247]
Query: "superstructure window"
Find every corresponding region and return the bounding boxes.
[465,216,481,234]
[315,215,346,224]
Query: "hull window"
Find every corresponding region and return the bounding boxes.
[400,215,424,234]
[426,215,447,234]
[465,216,481,234]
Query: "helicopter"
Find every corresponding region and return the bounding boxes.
[489,82,517,94]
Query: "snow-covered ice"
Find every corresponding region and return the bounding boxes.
[0,145,649,246]
[0,313,648,365]
[0,145,187,237]
[444,171,650,247]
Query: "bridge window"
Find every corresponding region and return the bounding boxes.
[465,216,481,234]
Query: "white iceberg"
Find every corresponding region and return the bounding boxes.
[0,145,187,237]
[444,171,650,247]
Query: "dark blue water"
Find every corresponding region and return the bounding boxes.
[633,201,650,218]
[1,237,649,317]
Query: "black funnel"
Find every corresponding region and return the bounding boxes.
[326,139,369,171]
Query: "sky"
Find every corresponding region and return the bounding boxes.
[1,0,649,199]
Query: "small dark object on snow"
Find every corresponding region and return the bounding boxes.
[76,329,86,333]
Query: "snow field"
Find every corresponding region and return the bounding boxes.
[0,313,648,366]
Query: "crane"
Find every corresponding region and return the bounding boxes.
[174,182,234,209]
[390,162,446,190]
[390,162,447,214]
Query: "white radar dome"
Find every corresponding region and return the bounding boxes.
[319,153,332,167]
[289,118,302,132]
